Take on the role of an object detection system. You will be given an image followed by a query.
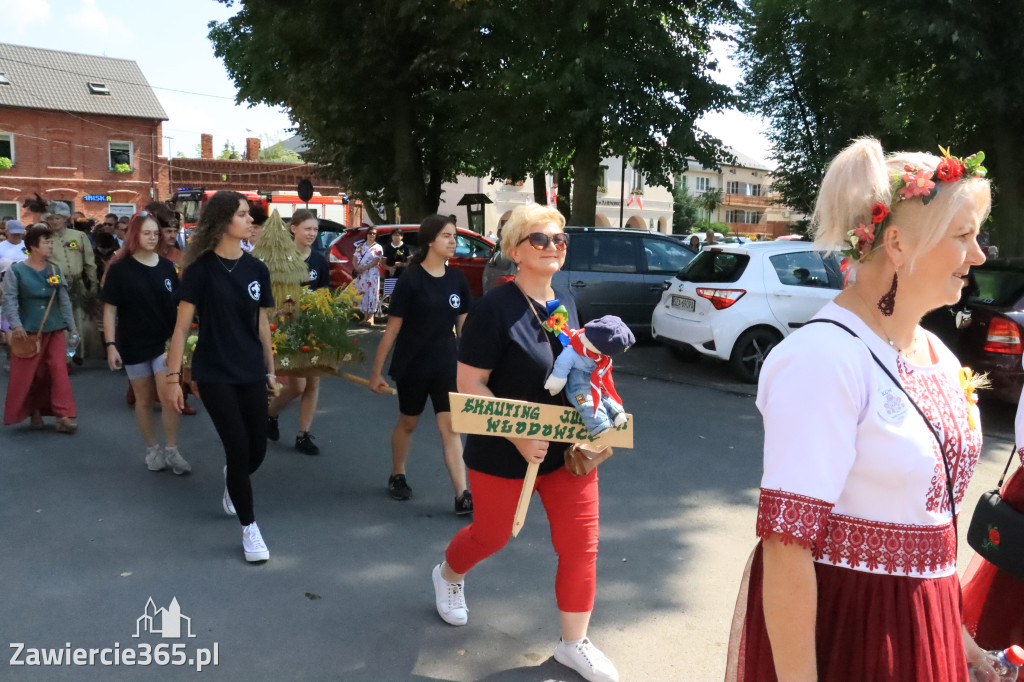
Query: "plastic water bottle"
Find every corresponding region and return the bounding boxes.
[971,645,1024,682]
[65,332,80,359]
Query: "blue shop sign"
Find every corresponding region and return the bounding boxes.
[84,194,112,202]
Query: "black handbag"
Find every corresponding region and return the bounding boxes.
[967,450,1024,582]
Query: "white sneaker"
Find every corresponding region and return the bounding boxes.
[431,563,467,626]
[145,445,166,472]
[554,637,620,682]
[163,446,191,475]
[222,466,236,516]
[242,522,269,562]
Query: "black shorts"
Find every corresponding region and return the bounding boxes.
[396,373,456,417]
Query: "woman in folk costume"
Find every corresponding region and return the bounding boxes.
[352,227,384,326]
[725,138,993,681]
[961,359,1024,650]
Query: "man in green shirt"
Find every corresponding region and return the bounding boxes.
[44,203,96,361]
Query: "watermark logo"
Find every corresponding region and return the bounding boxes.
[10,597,218,671]
[134,597,195,638]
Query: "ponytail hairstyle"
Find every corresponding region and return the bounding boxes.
[813,137,991,268]
[409,214,455,266]
[181,191,248,269]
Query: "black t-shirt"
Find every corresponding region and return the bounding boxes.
[178,252,274,384]
[303,251,330,290]
[387,264,471,383]
[100,256,179,365]
[382,240,412,278]
[459,281,580,479]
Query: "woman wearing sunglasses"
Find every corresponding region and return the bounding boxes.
[370,216,472,511]
[430,204,619,682]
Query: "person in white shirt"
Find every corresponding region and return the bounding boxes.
[727,138,994,681]
[0,220,29,263]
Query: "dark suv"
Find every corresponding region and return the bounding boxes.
[483,227,696,335]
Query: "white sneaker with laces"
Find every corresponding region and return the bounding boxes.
[145,445,166,471]
[554,637,620,682]
[163,446,191,475]
[222,466,236,516]
[431,563,467,626]
[242,522,269,562]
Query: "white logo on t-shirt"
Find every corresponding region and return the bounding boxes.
[309,268,317,281]
[248,281,261,301]
[164,278,172,292]
[449,294,461,309]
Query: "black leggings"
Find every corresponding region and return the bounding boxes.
[199,381,268,526]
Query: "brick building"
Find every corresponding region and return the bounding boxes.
[0,43,169,222]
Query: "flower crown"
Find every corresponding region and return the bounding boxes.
[842,146,987,263]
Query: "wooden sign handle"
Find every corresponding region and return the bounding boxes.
[511,462,540,538]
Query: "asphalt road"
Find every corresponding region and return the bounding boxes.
[0,334,1016,681]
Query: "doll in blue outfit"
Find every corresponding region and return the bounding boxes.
[543,315,634,437]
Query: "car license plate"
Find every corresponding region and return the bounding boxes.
[671,295,695,312]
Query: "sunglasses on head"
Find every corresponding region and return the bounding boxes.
[518,232,569,250]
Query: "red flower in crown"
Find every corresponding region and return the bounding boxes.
[870,203,889,224]
[935,157,965,182]
[854,222,875,249]
[899,168,936,199]
[989,528,1001,545]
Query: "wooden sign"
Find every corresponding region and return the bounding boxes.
[448,393,633,448]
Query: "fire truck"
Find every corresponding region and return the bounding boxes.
[171,188,350,232]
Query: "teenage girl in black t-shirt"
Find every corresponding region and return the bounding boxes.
[267,209,330,455]
[167,191,276,564]
[369,215,472,513]
[101,212,187,475]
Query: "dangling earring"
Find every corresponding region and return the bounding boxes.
[878,272,898,316]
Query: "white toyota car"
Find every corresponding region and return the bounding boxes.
[651,241,843,382]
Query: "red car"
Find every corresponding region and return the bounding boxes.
[328,225,495,296]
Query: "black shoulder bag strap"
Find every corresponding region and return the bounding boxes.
[803,319,960,548]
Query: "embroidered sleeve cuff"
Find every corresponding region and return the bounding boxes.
[756,488,834,551]
[1018,447,1024,465]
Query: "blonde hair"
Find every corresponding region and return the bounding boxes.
[500,204,566,257]
[813,137,991,265]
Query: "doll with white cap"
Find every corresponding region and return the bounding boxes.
[543,315,634,437]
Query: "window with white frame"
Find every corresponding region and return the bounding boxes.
[0,133,13,163]
[727,181,741,194]
[0,201,18,220]
[108,141,132,170]
[695,176,711,192]
[631,168,644,193]
[750,184,762,197]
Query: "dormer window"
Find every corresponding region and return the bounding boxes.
[0,74,9,85]
[88,82,110,95]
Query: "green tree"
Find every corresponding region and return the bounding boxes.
[738,0,1024,252]
[672,180,701,234]
[209,0,481,222]
[696,187,722,224]
[467,0,738,225]
[258,135,302,163]
[218,141,241,160]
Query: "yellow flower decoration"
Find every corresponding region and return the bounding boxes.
[959,367,990,430]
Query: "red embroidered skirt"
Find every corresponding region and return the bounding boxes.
[961,465,1024,650]
[726,542,968,682]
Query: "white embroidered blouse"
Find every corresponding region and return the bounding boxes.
[755,302,982,578]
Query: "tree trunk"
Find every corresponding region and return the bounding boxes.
[360,197,385,225]
[392,92,429,222]
[533,173,548,205]
[554,168,572,222]
[569,125,601,227]
[385,203,399,223]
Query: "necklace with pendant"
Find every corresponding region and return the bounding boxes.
[216,254,240,274]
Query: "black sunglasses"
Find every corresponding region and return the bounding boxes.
[517,232,569,250]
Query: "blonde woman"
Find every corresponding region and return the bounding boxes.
[430,204,619,682]
[727,139,993,681]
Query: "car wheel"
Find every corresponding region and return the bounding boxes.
[730,328,782,383]
[379,293,391,317]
